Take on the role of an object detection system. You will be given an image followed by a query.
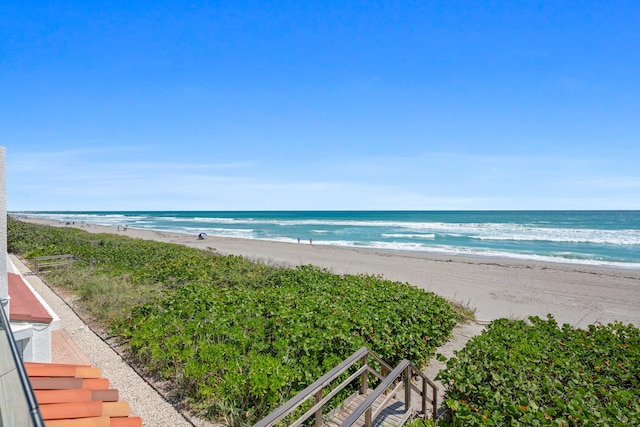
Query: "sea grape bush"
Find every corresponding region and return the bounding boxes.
[117,268,457,423]
[8,218,458,425]
[437,315,640,426]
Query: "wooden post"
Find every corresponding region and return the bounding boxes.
[432,384,438,420]
[422,376,428,417]
[365,407,372,427]
[360,353,368,394]
[404,366,412,412]
[315,389,323,427]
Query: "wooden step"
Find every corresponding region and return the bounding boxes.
[326,391,410,427]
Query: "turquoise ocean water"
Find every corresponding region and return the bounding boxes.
[13,211,640,269]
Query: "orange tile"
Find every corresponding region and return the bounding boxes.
[45,416,111,427]
[26,365,79,378]
[110,417,143,427]
[30,377,84,390]
[74,367,102,379]
[25,362,93,369]
[101,402,130,418]
[39,401,103,420]
[82,379,110,390]
[25,363,101,378]
[90,389,119,402]
[35,389,93,404]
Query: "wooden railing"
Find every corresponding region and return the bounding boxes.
[253,347,438,427]
[34,255,74,274]
[341,359,439,426]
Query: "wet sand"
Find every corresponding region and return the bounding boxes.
[18,217,640,328]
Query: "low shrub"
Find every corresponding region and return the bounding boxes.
[437,315,640,426]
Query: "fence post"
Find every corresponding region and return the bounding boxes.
[315,388,323,427]
[432,383,438,420]
[404,366,412,412]
[365,407,372,427]
[360,353,368,394]
[422,376,427,416]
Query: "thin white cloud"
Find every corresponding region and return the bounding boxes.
[587,177,640,189]
[7,147,640,211]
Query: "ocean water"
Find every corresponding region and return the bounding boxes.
[13,211,640,269]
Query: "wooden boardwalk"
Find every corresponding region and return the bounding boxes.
[252,347,438,427]
[325,391,413,427]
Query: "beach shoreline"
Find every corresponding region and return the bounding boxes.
[15,216,640,328]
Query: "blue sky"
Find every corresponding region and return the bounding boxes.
[3,1,639,210]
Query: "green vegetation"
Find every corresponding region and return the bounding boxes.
[437,315,640,426]
[8,217,459,425]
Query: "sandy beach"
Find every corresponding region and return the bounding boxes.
[16,217,640,328]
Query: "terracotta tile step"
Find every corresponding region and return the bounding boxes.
[39,401,131,421]
[35,389,119,404]
[25,362,93,369]
[44,416,142,427]
[44,416,111,427]
[110,417,143,427]
[40,401,103,420]
[29,377,110,390]
[31,377,84,390]
[83,378,110,390]
[26,364,102,379]
[25,360,142,426]
[101,402,130,418]
[91,389,119,402]
[35,389,93,404]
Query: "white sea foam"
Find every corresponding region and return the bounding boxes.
[181,227,256,238]
[381,233,436,240]
[19,212,147,225]
[148,217,640,246]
